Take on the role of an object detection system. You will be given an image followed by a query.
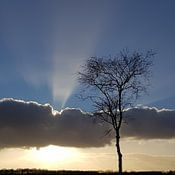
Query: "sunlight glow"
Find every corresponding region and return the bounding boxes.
[30,145,79,166]
[0,141,175,171]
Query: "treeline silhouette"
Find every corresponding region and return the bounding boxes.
[0,169,174,175]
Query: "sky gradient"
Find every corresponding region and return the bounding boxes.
[0,0,175,171]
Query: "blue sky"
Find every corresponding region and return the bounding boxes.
[0,0,175,110]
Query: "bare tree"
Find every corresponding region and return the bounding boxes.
[78,49,154,174]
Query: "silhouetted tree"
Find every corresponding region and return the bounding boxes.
[78,49,154,175]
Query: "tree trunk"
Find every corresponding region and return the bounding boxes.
[116,90,123,175]
[116,133,122,175]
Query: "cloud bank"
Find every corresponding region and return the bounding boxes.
[0,98,111,148]
[122,107,175,139]
[0,98,174,148]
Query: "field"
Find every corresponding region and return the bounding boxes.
[0,170,174,175]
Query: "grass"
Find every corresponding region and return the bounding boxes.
[0,169,174,175]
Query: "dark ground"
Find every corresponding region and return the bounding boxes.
[0,170,174,175]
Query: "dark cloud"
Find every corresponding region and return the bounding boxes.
[0,99,175,149]
[0,98,111,148]
[122,107,175,139]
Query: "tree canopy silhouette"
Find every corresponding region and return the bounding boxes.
[78,49,154,174]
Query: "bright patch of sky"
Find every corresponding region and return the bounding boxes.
[0,140,175,171]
